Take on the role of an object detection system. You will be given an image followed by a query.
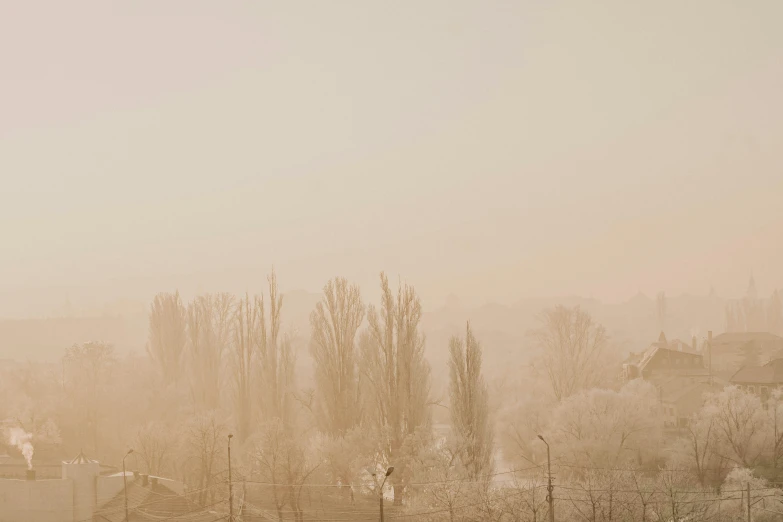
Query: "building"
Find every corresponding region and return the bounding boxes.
[710,332,783,373]
[623,332,708,384]
[659,380,724,428]
[94,471,219,522]
[730,358,783,403]
[0,451,220,522]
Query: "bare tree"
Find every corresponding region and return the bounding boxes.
[449,321,494,482]
[409,439,474,522]
[252,418,318,522]
[257,270,296,426]
[135,421,175,476]
[532,306,609,402]
[495,475,549,522]
[232,293,262,443]
[650,468,711,522]
[309,277,365,437]
[148,292,187,384]
[624,470,658,522]
[181,411,228,506]
[360,272,432,505]
[705,386,768,468]
[680,411,720,487]
[63,341,116,454]
[187,293,235,411]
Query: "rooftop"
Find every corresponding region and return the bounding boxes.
[660,380,721,404]
[730,358,783,384]
[713,332,783,344]
[94,476,220,522]
[65,450,97,465]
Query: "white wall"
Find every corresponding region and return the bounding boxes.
[0,478,73,522]
[62,462,100,522]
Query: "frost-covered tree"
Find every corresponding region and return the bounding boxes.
[360,272,432,504]
[310,277,365,436]
[448,322,494,482]
[702,386,768,468]
[533,305,610,401]
[546,379,661,468]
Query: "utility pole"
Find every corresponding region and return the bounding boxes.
[708,331,713,387]
[747,482,751,522]
[122,449,133,522]
[374,466,394,522]
[538,435,554,522]
[228,434,234,522]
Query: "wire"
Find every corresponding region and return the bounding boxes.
[555,483,781,495]
[79,481,229,522]
[242,463,544,489]
[552,460,743,474]
[130,499,227,521]
[386,488,529,519]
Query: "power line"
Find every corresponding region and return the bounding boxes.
[79,481,229,522]
[242,463,544,489]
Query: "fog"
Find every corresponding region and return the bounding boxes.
[2,2,783,521]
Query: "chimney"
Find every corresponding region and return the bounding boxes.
[26,469,36,481]
[692,336,697,353]
[141,474,149,486]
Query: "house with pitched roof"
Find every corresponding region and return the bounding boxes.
[659,380,724,428]
[94,471,220,522]
[730,358,783,403]
[622,332,707,384]
[0,450,223,522]
[711,332,783,373]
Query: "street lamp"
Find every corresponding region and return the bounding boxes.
[372,466,394,522]
[538,435,554,522]
[122,449,134,522]
[228,434,234,522]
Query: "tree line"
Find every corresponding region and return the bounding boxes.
[5,273,783,520]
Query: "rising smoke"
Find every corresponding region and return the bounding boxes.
[5,427,34,470]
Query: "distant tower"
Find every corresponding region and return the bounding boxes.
[748,275,758,301]
[63,294,74,317]
[62,450,101,522]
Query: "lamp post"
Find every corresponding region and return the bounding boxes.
[375,466,394,522]
[538,435,554,522]
[123,449,134,522]
[228,434,234,522]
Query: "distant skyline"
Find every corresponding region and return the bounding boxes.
[2,1,782,315]
[0,271,775,321]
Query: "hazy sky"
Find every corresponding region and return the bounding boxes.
[2,1,782,312]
